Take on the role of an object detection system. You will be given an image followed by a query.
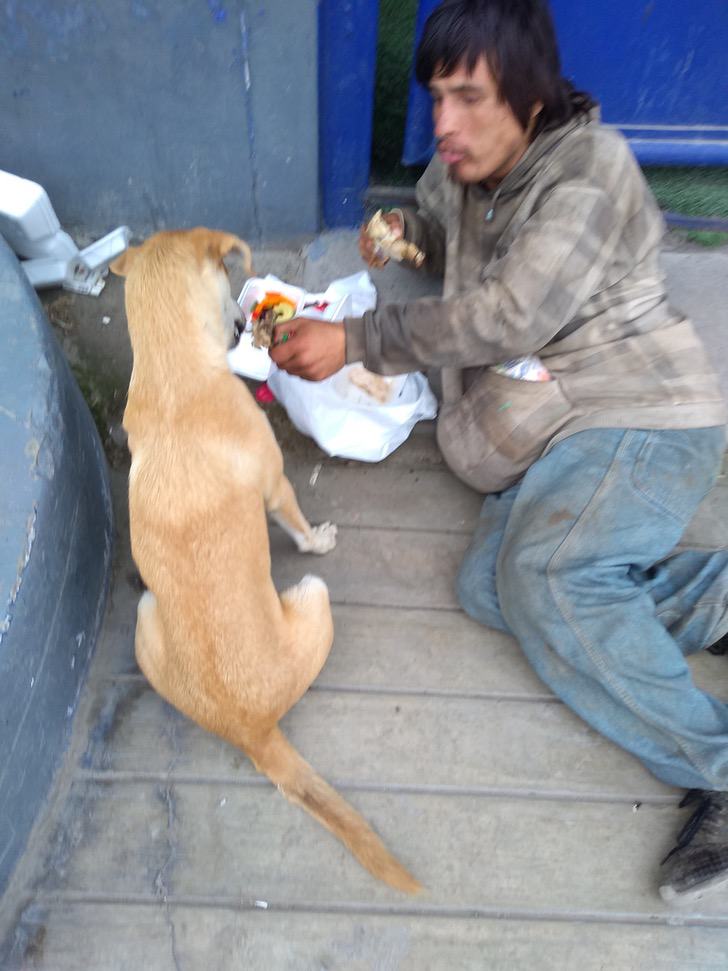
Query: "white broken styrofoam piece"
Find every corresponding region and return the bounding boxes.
[0,169,130,295]
[19,226,130,294]
[0,169,61,256]
[79,226,130,273]
[24,229,79,261]
[21,257,68,290]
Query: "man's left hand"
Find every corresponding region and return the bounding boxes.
[269,317,346,381]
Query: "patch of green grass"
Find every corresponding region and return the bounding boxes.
[643,167,728,219]
[371,0,420,180]
[683,230,728,248]
[70,362,114,443]
[643,167,728,247]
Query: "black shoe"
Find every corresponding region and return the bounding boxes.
[707,634,728,656]
[659,789,728,903]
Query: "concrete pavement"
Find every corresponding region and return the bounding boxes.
[1,232,727,969]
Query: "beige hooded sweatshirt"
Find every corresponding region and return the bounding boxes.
[344,110,726,493]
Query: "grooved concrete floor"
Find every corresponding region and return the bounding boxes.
[1,236,727,969]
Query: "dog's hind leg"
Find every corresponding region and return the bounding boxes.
[134,590,169,692]
[277,574,335,703]
[135,590,220,728]
[267,474,337,554]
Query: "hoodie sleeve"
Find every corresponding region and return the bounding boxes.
[344,182,622,375]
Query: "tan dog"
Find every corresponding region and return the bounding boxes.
[112,228,420,894]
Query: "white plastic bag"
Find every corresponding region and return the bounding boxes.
[267,364,437,461]
[228,270,438,461]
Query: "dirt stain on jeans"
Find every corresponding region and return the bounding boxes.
[548,509,575,526]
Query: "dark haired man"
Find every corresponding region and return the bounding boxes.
[271,0,728,902]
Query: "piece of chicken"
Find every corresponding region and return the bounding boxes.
[365,209,425,268]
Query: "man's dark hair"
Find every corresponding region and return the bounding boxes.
[415,0,596,137]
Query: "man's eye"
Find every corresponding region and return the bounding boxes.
[461,94,482,105]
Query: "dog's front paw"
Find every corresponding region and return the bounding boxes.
[302,521,337,555]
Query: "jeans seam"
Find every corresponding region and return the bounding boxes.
[656,599,727,618]
[631,483,687,526]
[630,437,690,525]
[545,431,715,781]
[631,430,721,524]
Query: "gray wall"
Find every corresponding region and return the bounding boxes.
[0,0,319,244]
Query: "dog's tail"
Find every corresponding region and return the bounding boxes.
[248,726,421,894]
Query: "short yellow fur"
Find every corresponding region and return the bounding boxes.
[113,228,420,893]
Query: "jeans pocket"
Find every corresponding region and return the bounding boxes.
[630,429,723,525]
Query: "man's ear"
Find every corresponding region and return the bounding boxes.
[110,246,140,277]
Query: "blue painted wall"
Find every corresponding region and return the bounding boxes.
[0,0,319,243]
[319,0,380,227]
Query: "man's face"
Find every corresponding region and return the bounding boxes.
[430,56,534,188]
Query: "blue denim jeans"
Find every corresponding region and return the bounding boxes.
[457,427,728,791]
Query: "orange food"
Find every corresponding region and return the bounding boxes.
[250,292,296,322]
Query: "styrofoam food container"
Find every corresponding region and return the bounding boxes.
[228,276,351,381]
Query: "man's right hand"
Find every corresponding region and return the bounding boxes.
[358,210,405,269]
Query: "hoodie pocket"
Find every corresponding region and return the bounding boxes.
[436,369,573,493]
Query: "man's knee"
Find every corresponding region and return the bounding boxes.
[496,539,551,634]
[456,556,504,631]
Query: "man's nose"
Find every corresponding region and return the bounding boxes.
[433,100,454,140]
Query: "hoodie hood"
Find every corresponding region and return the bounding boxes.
[468,106,598,219]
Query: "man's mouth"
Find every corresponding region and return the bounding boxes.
[437,144,466,165]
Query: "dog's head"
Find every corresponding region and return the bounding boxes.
[111,228,252,349]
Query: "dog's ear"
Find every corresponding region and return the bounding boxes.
[110,246,140,277]
[205,231,253,277]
